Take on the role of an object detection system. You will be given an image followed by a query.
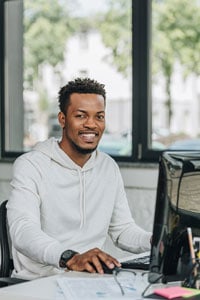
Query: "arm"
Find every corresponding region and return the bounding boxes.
[108,165,152,253]
[8,155,121,273]
[7,156,64,268]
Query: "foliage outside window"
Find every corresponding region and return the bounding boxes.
[1,0,200,162]
[2,0,133,159]
[151,0,200,152]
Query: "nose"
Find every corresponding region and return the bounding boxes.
[83,117,97,128]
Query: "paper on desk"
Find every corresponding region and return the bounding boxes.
[56,285,66,300]
[56,276,144,300]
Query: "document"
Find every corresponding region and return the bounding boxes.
[56,276,145,300]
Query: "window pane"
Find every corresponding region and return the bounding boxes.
[151,0,200,151]
[4,0,132,157]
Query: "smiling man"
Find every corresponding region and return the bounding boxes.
[58,91,105,167]
[7,78,151,280]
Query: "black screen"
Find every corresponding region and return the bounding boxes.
[148,151,200,284]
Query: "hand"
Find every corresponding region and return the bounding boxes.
[66,247,121,274]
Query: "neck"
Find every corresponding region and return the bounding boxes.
[58,141,91,167]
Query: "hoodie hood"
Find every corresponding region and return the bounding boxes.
[33,137,105,228]
[33,137,101,171]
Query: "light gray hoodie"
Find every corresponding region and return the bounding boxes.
[7,138,151,279]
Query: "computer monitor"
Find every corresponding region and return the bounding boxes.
[148,151,200,284]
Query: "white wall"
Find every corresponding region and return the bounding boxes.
[0,163,13,202]
[105,164,158,257]
[0,161,159,257]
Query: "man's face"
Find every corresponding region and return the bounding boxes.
[59,93,105,155]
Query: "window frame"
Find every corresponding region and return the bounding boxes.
[0,0,160,163]
[135,0,161,162]
[0,0,2,155]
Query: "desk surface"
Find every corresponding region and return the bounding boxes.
[0,253,151,300]
[0,271,150,300]
[0,272,144,300]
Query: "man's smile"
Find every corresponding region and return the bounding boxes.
[79,132,99,143]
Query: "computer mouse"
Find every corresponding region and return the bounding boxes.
[101,262,121,274]
[84,262,121,274]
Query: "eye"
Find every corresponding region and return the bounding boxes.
[76,114,85,119]
[97,115,105,120]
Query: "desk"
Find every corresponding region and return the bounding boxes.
[0,252,152,300]
[0,270,150,300]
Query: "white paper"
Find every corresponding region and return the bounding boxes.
[55,285,66,300]
[56,276,144,300]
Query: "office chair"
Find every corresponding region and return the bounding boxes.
[0,200,27,287]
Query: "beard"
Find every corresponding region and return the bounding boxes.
[70,139,98,154]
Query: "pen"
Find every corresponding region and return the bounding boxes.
[187,227,199,289]
[187,228,196,264]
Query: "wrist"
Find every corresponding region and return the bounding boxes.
[59,250,79,268]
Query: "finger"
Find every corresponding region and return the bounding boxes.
[91,256,105,274]
[97,252,121,268]
[83,262,97,273]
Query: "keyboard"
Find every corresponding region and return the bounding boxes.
[121,255,150,270]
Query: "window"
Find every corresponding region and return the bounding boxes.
[150,0,200,156]
[1,0,133,161]
[1,0,200,162]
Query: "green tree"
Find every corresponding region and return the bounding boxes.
[98,0,200,128]
[156,0,200,76]
[24,0,76,88]
[153,0,200,127]
[98,0,131,78]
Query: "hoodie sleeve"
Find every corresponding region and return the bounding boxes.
[108,164,152,253]
[7,155,64,268]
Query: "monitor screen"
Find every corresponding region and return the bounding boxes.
[148,151,200,284]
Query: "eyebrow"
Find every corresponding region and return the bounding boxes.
[76,109,105,114]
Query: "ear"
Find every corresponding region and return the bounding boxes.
[58,112,65,128]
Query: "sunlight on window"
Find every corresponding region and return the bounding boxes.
[151,0,200,151]
[4,0,132,156]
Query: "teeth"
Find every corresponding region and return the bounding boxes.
[80,133,96,142]
[82,133,95,137]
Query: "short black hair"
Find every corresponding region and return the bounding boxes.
[58,77,106,113]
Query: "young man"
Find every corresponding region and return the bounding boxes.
[7,78,151,280]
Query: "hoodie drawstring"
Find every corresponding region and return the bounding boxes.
[78,170,86,228]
